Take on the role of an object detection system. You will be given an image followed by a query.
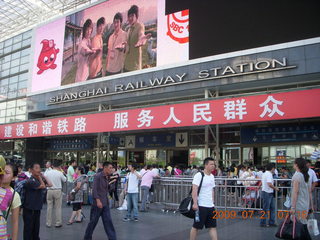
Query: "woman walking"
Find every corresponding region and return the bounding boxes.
[290,158,313,239]
[67,167,87,224]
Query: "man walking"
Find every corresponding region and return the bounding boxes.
[123,164,141,222]
[190,157,217,240]
[45,161,67,228]
[84,162,117,240]
[23,163,52,240]
[260,163,279,227]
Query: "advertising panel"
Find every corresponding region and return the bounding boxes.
[1,89,320,139]
[30,0,320,93]
[31,0,189,93]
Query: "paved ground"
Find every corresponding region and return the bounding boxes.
[8,204,320,240]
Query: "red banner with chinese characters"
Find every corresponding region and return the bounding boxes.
[1,89,320,139]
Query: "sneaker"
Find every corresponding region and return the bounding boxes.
[134,218,139,222]
[122,217,130,222]
[260,224,267,227]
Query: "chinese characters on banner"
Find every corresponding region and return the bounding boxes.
[1,89,320,139]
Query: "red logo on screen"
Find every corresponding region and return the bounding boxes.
[37,39,59,75]
[167,9,189,44]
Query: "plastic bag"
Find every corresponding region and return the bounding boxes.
[307,214,319,236]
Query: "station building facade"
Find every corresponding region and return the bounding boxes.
[0,0,319,169]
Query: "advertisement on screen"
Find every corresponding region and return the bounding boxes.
[31,0,189,93]
[30,0,320,93]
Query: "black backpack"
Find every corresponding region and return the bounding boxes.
[178,172,204,218]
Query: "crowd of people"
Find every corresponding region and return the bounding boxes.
[0,154,318,240]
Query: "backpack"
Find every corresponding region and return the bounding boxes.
[14,179,27,207]
[178,172,204,218]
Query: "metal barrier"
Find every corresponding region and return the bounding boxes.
[63,176,320,214]
[151,177,320,214]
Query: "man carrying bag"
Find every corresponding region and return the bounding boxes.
[190,157,217,240]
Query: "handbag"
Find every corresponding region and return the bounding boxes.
[307,213,319,236]
[178,172,204,219]
[275,215,304,239]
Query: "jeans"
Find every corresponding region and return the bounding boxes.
[84,205,117,240]
[260,191,275,226]
[126,193,139,219]
[23,208,41,240]
[140,186,150,211]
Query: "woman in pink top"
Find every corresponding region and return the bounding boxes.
[75,19,96,83]
[174,165,182,176]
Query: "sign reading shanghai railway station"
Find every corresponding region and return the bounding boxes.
[1,89,319,139]
[48,57,295,105]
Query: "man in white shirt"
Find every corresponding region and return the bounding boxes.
[190,157,217,240]
[44,161,52,175]
[306,160,318,191]
[44,162,67,228]
[123,164,141,222]
[260,163,279,227]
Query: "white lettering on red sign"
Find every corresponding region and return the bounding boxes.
[4,126,12,138]
[57,119,68,133]
[42,121,52,135]
[114,112,128,129]
[163,107,181,125]
[259,96,284,118]
[74,117,86,132]
[193,103,212,123]
[16,124,24,137]
[137,110,154,128]
[224,99,247,120]
[28,123,38,136]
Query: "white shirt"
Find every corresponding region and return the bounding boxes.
[127,172,141,193]
[257,171,263,179]
[262,171,274,193]
[44,167,52,175]
[152,168,160,175]
[25,171,31,178]
[44,169,67,190]
[308,168,318,183]
[192,172,215,208]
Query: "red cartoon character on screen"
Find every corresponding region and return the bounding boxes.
[37,39,59,74]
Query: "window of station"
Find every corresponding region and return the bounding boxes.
[222,147,240,167]
[189,148,208,166]
[0,98,26,123]
[145,150,166,167]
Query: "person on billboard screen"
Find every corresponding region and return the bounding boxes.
[89,17,105,79]
[75,19,97,83]
[106,13,127,76]
[124,5,151,72]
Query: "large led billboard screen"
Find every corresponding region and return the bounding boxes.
[30,0,320,93]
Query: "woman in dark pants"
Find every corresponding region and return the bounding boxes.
[67,167,87,224]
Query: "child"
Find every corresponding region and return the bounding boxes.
[0,155,12,240]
